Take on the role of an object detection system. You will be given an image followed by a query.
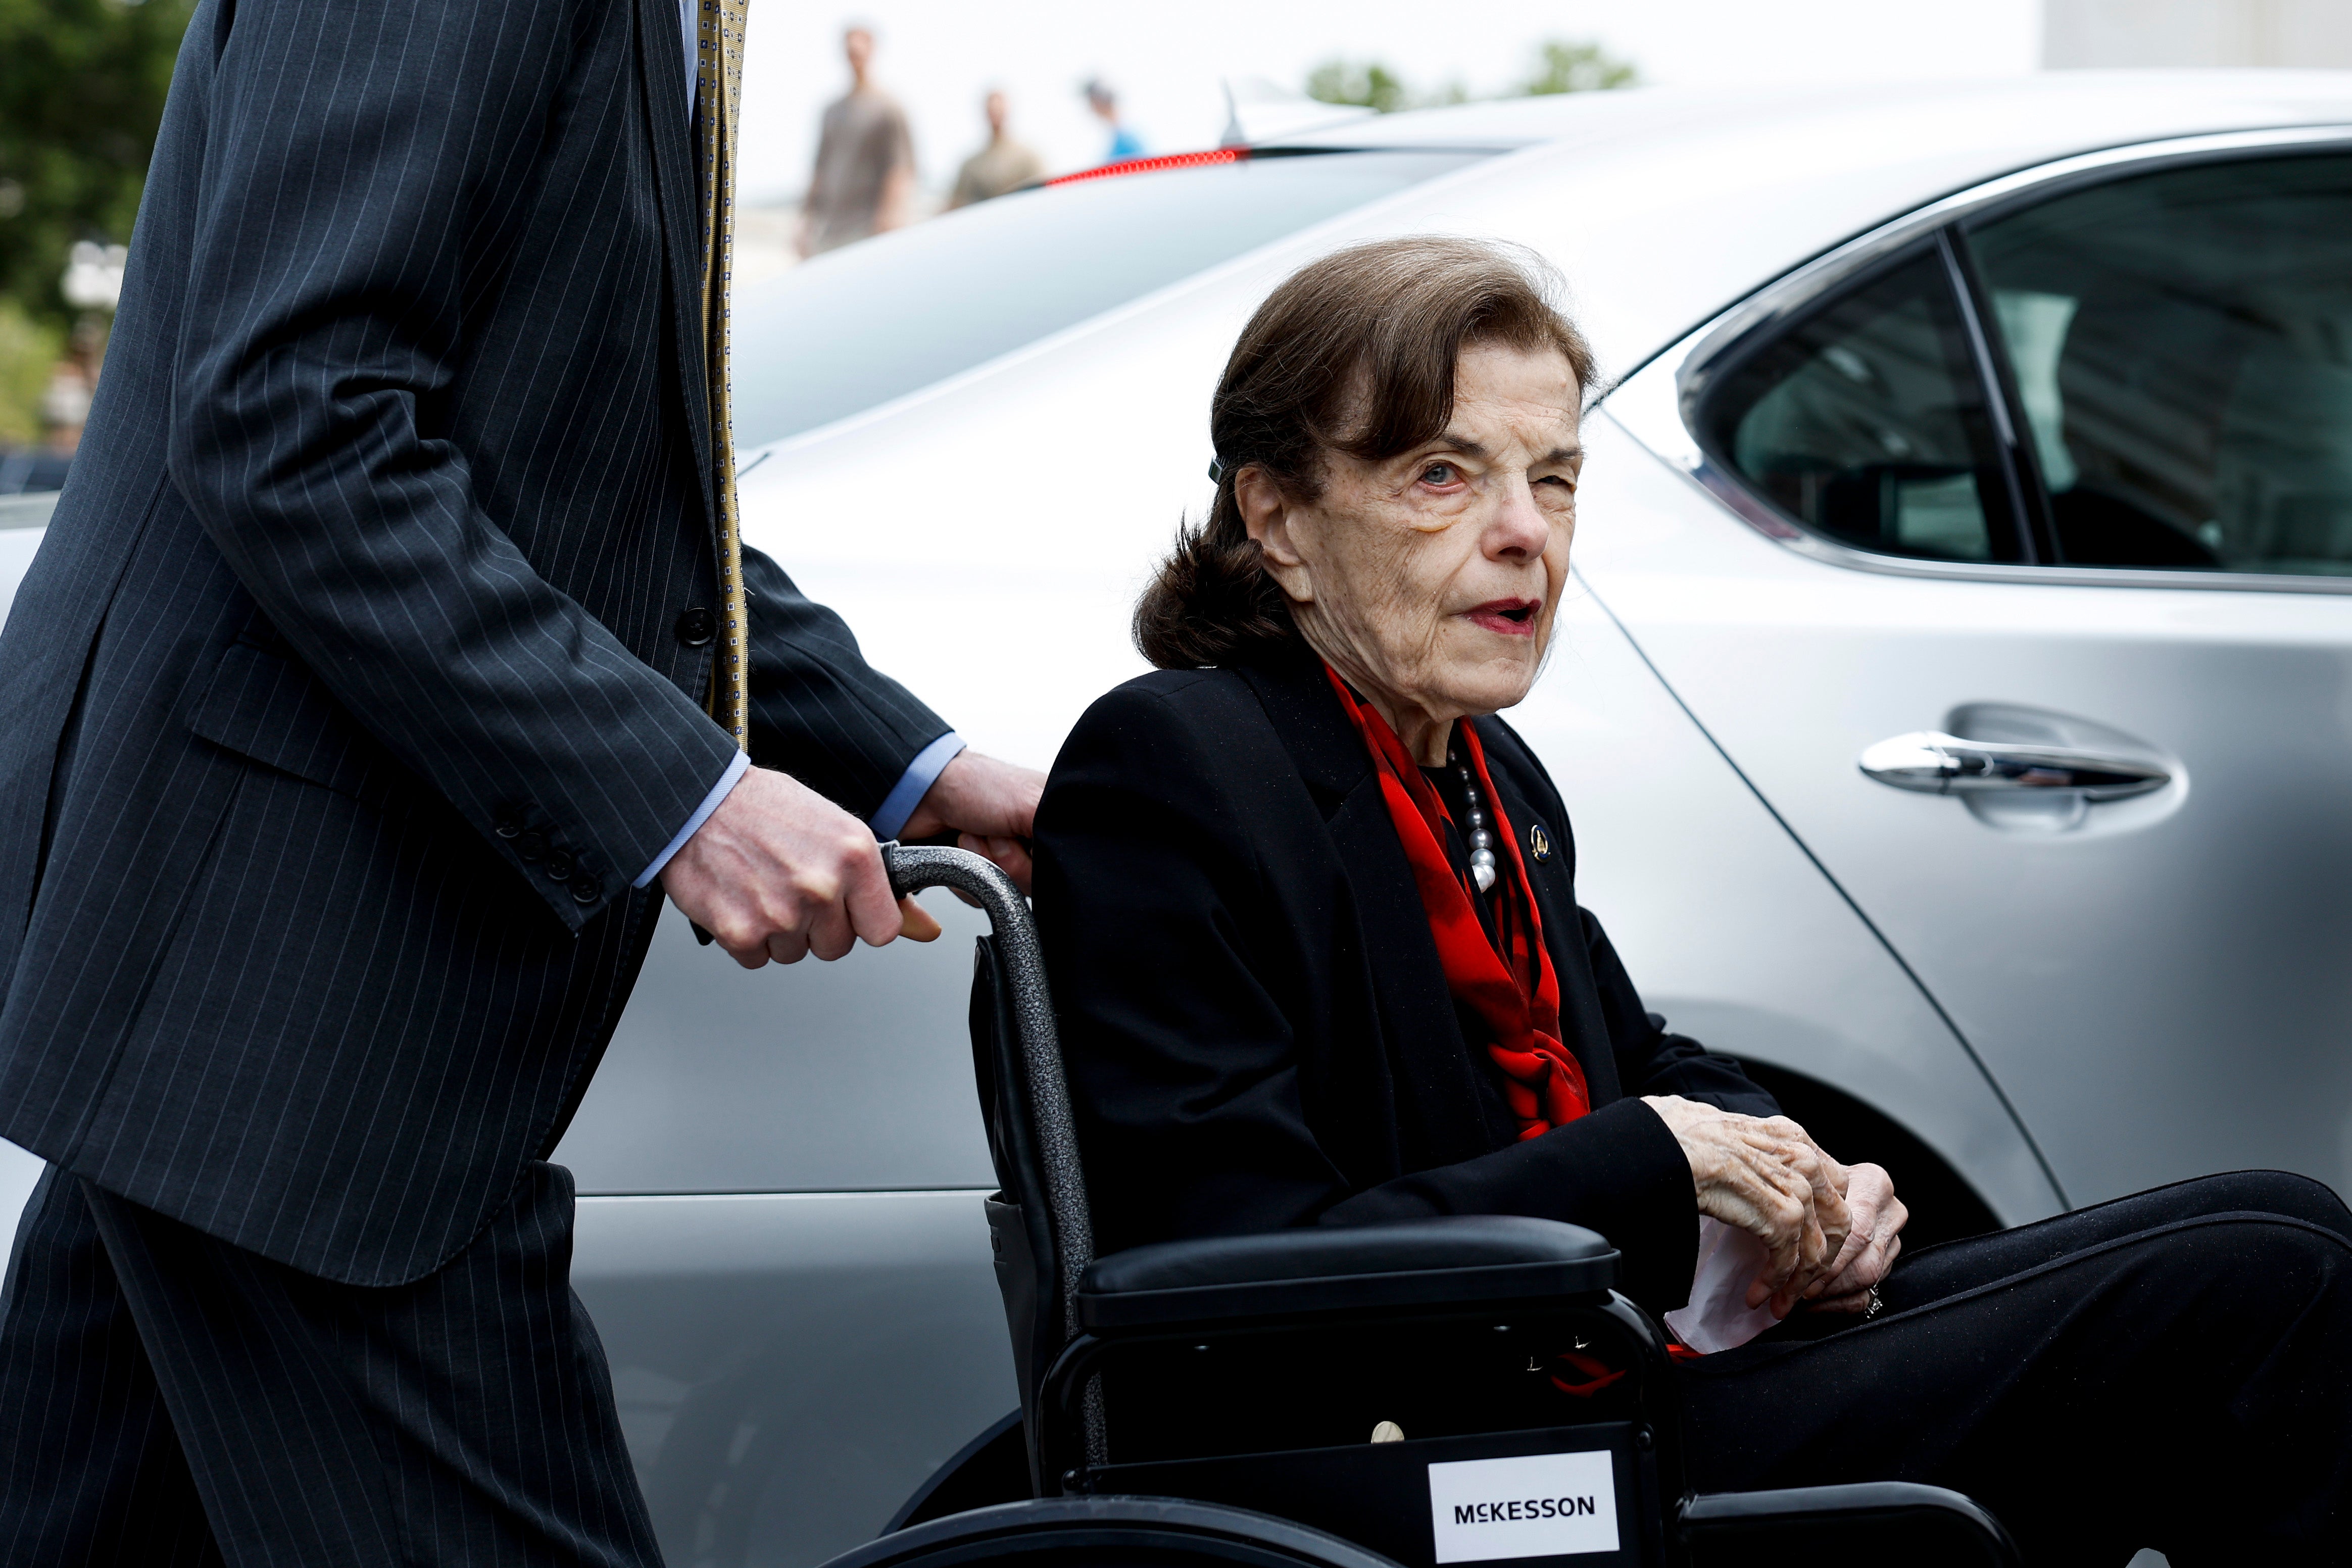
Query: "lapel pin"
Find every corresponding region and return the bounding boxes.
[1528,823,1553,863]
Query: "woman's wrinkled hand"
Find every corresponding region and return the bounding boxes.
[1643,1095,1853,1318]
[1803,1161,1906,1313]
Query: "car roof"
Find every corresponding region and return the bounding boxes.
[1282,71,2352,156]
[1283,71,2352,377]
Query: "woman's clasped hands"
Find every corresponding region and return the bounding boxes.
[1642,1095,1908,1320]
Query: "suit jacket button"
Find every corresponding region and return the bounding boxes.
[675,607,716,647]
[570,873,601,905]
[515,830,546,863]
[493,808,523,839]
[545,848,576,880]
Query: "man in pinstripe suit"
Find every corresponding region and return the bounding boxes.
[0,0,1039,1561]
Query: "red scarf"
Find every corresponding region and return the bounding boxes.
[1323,666,1591,1138]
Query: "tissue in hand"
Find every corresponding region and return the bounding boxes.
[1661,1217,1781,1354]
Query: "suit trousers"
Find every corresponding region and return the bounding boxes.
[0,1159,661,1567]
[1680,1170,2352,1565]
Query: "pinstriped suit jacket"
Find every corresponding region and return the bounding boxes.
[0,0,947,1286]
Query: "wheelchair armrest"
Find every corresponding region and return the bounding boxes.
[1075,1215,1618,1331]
[1681,1482,2021,1565]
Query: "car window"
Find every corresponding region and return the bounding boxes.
[1966,152,2352,575]
[1697,248,2020,563]
[0,450,69,496]
[727,150,1488,451]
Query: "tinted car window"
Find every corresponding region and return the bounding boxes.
[1700,249,2017,563]
[728,150,1488,451]
[0,449,69,496]
[1967,153,2352,575]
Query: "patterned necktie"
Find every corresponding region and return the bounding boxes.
[695,0,750,749]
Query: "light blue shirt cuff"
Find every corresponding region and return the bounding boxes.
[635,749,751,888]
[870,732,968,843]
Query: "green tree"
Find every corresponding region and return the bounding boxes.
[1520,39,1639,95]
[0,0,195,329]
[0,300,61,447]
[1305,58,1419,116]
[1306,38,1635,119]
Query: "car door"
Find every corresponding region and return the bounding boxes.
[1585,130,2352,1209]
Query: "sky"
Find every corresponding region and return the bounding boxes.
[736,0,2046,205]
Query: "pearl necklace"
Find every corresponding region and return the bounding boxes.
[1454,749,1498,893]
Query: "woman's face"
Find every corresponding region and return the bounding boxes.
[1240,341,1582,763]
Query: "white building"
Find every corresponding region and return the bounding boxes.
[2045,0,2352,67]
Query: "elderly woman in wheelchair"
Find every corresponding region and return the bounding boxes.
[856,236,2350,1568]
[992,237,2352,1568]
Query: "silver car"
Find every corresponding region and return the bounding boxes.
[4,68,2349,1568]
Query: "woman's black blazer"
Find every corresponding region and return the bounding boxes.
[1034,639,1781,1312]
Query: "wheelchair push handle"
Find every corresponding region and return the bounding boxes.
[878,843,1096,1296]
[880,841,1027,935]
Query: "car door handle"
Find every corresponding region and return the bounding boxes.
[1857,731,2171,800]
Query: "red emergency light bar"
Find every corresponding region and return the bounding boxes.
[1046,148,1247,187]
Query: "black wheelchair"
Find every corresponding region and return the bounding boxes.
[817,845,2021,1568]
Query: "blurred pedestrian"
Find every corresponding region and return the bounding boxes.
[949,90,1046,209]
[1084,78,1145,164]
[798,24,916,256]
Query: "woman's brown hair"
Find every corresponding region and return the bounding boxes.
[1134,236,1595,670]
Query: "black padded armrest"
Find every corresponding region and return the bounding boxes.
[1076,1216,1618,1332]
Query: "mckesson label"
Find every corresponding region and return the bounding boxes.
[1426,1450,1619,1562]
